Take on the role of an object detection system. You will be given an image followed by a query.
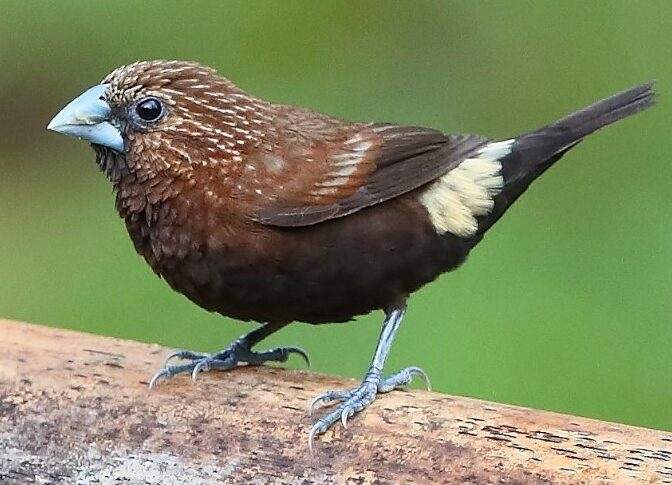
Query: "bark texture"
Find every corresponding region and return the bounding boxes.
[0,319,670,484]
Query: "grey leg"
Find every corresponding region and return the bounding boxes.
[149,321,309,389]
[308,307,430,453]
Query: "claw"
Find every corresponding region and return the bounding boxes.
[308,392,335,416]
[403,366,432,391]
[308,394,325,416]
[308,390,351,416]
[148,368,171,389]
[191,359,211,381]
[412,366,432,391]
[340,408,351,428]
[163,349,202,368]
[286,346,311,367]
[308,423,324,456]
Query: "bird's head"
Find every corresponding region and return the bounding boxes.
[48,60,272,182]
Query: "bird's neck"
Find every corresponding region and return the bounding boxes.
[108,158,249,281]
[108,159,199,274]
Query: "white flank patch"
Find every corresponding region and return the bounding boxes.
[420,139,513,237]
[479,139,514,160]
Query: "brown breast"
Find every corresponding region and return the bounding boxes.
[117,167,473,324]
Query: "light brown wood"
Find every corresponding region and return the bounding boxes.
[0,319,670,484]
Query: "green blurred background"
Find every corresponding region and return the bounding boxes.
[1,1,670,431]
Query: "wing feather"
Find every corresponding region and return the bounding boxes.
[254,123,488,227]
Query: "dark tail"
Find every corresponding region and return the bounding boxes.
[477,82,655,236]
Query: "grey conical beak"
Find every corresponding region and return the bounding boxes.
[47,84,124,152]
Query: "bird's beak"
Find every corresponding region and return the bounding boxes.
[47,84,124,152]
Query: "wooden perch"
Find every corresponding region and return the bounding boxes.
[0,319,670,484]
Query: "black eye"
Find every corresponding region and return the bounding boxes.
[135,97,163,122]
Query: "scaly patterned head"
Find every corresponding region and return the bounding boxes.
[48,60,274,182]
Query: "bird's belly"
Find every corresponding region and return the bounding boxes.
[151,198,474,324]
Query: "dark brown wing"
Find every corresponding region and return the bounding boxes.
[254,123,489,227]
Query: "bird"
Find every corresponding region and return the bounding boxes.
[47,60,654,451]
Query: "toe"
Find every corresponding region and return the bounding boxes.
[191,359,211,381]
[378,366,431,393]
[340,406,355,428]
[164,350,207,367]
[308,383,378,451]
[308,390,352,415]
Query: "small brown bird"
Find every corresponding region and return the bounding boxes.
[48,60,654,450]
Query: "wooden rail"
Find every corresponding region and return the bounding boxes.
[0,319,670,484]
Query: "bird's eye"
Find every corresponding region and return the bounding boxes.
[135,97,163,122]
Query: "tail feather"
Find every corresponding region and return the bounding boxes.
[552,82,655,137]
[476,82,655,236]
[509,82,655,180]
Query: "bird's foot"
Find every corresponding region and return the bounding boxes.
[307,366,430,453]
[149,338,310,389]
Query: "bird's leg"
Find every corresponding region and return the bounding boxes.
[149,321,309,389]
[308,306,430,452]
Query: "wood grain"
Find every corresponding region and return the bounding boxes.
[0,319,670,484]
